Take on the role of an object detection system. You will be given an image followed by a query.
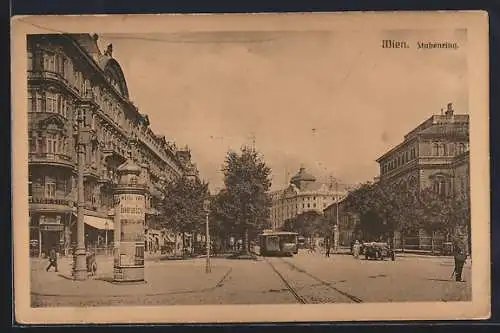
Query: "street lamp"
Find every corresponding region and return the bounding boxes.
[105,220,109,256]
[73,109,91,280]
[203,199,211,273]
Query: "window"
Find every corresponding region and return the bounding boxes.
[448,143,456,156]
[27,91,34,112]
[46,93,57,113]
[43,53,55,72]
[28,137,36,152]
[432,143,439,156]
[307,203,310,208]
[439,144,446,156]
[36,138,43,153]
[45,180,56,198]
[36,92,43,112]
[46,137,58,154]
[57,95,65,116]
[458,143,466,154]
[27,51,33,70]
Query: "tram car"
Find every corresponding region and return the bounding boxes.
[258,231,298,256]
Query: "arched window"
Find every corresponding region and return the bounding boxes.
[432,176,449,198]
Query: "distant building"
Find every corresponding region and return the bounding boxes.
[270,167,347,230]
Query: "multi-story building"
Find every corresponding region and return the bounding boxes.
[375,103,470,249]
[27,33,199,257]
[270,167,347,230]
[376,103,469,193]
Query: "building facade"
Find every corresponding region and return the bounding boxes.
[323,191,361,248]
[375,103,470,250]
[27,34,199,257]
[270,167,347,230]
[376,103,469,193]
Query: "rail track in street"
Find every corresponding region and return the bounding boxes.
[263,256,363,304]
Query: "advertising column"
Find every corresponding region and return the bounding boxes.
[113,161,147,283]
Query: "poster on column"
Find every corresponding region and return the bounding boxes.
[117,193,145,266]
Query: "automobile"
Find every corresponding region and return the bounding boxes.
[364,242,395,261]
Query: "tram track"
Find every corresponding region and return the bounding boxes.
[264,257,307,303]
[263,256,363,304]
[279,258,363,303]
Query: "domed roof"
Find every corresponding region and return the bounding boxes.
[117,159,142,175]
[290,167,316,183]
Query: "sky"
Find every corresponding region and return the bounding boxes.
[96,29,468,192]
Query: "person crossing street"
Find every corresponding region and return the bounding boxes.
[46,247,58,272]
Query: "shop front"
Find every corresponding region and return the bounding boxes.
[29,213,70,257]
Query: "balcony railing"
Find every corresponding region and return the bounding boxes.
[29,152,75,168]
[28,70,80,96]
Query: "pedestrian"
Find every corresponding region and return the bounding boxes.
[453,242,467,282]
[353,240,360,259]
[325,240,331,257]
[46,247,58,272]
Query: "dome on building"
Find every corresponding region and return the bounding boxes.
[290,167,316,183]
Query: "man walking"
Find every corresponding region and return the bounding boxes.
[453,241,467,282]
[46,247,58,272]
[325,238,331,257]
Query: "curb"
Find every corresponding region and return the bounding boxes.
[31,267,233,298]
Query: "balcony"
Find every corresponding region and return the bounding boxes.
[417,156,456,166]
[28,70,80,97]
[29,152,75,169]
[29,196,74,213]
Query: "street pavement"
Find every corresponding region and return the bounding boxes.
[31,250,471,307]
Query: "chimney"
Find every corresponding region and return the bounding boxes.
[445,102,454,116]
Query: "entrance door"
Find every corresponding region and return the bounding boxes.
[41,230,61,256]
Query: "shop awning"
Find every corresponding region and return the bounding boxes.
[84,215,114,231]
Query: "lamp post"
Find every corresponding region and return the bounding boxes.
[73,109,90,280]
[203,199,211,273]
[105,220,109,256]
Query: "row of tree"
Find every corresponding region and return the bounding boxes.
[157,146,273,256]
[341,180,470,246]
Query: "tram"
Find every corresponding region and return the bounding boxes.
[258,231,298,257]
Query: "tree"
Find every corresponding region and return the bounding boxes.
[343,181,421,243]
[218,146,272,254]
[280,210,329,244]
[159,175,209,256]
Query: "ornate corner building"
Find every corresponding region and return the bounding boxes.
[375,103,470,250]
[331,103,470,251]
[27,34,199,257]
[270,167,348,231]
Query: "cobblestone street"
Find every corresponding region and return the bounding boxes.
[31,251,471,307]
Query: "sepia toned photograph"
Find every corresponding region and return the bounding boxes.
[11,12,490,323]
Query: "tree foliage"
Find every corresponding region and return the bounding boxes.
[281,210,329,238]
[343,179,471,243]
[212,146,272,253]
[159,175,209,236]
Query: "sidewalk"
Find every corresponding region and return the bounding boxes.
[31,256,231,297]
[302,248,458,260]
